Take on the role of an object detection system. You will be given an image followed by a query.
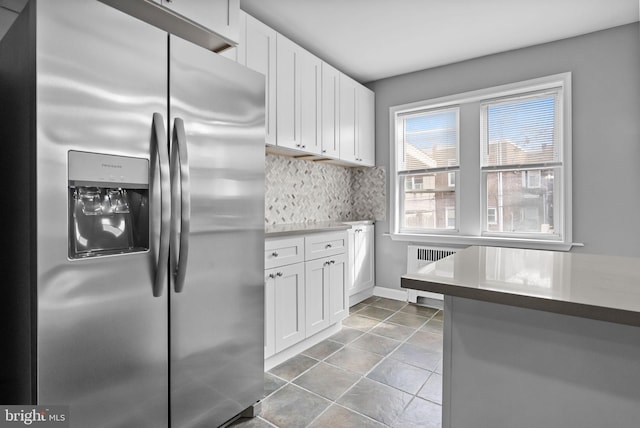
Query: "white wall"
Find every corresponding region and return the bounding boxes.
[368,23,640,291]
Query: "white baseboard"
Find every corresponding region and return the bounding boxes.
[372,286,408,302]
[372,286,443,309]
[349,287,374,307]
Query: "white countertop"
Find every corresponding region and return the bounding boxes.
[402,246,640,326]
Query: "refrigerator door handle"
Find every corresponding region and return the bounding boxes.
[152,112,171,297]
[170,117,191,293]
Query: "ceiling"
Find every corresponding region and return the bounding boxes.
[1,1,637,83]
[241,0,640,83]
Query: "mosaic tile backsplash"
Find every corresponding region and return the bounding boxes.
[265,154,386,225]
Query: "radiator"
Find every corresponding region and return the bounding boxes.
[406,245,457,304]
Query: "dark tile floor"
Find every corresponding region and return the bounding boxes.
[230,296,443,428]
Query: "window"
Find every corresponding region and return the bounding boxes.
[396,107,458,232]
[390,73,572,250]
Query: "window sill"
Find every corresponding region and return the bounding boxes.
[389,232,579,251]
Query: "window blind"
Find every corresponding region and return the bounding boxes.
[481,89,562,168]
[399,107,458,173]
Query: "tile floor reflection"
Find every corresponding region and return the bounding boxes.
[230,297,443,428]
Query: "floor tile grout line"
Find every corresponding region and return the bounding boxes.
[270,365,392,427]
[358,300,443,427]
[346,306,439,332]
[260,298,443,428]
[297,378,391,427]
[354,300,444,399]
[321,302,441,413]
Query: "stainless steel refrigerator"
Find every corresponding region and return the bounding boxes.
[0,1,265,427]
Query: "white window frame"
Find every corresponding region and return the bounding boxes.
[389,73,573,251]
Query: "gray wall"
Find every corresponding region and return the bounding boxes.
[368,23,640,290]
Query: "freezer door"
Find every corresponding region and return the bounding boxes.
[169,36,265,428]
[35,1,169,427]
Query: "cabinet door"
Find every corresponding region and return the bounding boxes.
[329,253,349,323]
[347,228,357,295]
[358,87,375,166]
[305,258,331,337]
[276,35,321,154]
[219,9,245,62]
[299,50,322,155]
[354,225,375,291]
[264,270,276,358]
[339,73,358,163]
[276,34,301,150]
[245,14,276,145]
[321,63,340,158]
[273,263,305,352]
[161,0,240,42]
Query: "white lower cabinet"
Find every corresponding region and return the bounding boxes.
[304,258,331,336]
[265,230,348,361]
[347,223,375,296]
[266,262,305,356]
[328,253,348,322]
[305,252,348,337]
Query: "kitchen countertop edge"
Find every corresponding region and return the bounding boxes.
[265,220,373,238]
[401,275,640,328]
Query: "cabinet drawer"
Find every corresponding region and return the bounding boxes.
[265,236,305,269]
[305,231,347,260]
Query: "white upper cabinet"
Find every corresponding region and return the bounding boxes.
[161,0,240,43]
[238,12,375,166]
[219,9,245,62]
[340,74,375,167]
[358,87,375,166]
[339,73,358,163]
[276,34,321,154]
[244,13,276,145]
[299,49,322,155]
[321,62,340,159]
